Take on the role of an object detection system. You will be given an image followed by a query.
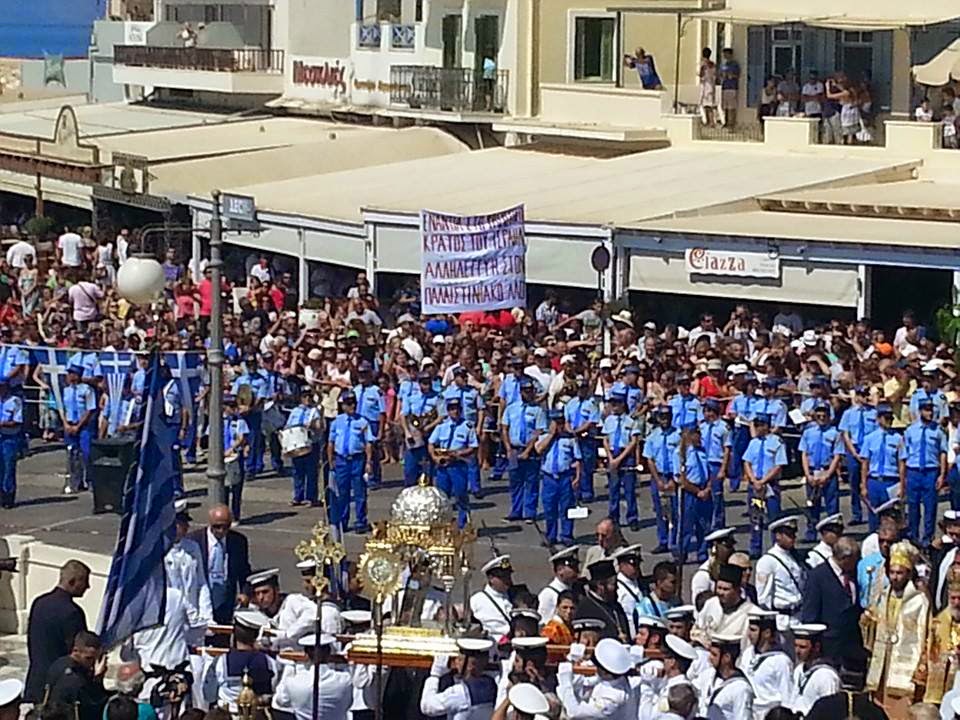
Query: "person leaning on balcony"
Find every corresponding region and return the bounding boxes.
[482,48,497,111]
[624,48,662,90]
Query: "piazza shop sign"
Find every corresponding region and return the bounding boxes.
[287,56,351,103]
[684,247,780,279]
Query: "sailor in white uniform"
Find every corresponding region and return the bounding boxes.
[740,609,794,720]
[806,514,844,570]
[690,528,736,610]
[340,610,376,719]
[861,498,902,558]
[537,546,580,624]
[664,605,711,682]
[789,623,841,716]
[504,683,551,720]
[613,544,645,637]
[754,516,806,633]
[246,568,317,650]
[636,634,697,720]
[557,637,639,719]
[272,633,353,720]
[469,555,514,640]
[420,638,498,720]
[213,609,279,712]
[168,501,214,709]
[704,633,754,720]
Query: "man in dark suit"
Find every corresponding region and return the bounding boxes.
[24,559,90,703]
[801,536,867,673]
[575,559,630,641]
[186,504,252,625]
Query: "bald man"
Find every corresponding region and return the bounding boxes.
[25,560,90,702]
[186,505,251,625]
[583,518,625,570]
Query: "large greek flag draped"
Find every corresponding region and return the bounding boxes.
[97,350,178,648]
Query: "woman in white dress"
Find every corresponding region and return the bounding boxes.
[699,48,717,127]
[95,237,116,287]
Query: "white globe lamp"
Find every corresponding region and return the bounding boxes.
[117,255,165,305]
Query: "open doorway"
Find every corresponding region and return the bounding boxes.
[474,15,499,110]
[869,265,952,336]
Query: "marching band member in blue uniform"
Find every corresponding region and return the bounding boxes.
[536,407,582,547]
[838,386,876,525]
[859,404,903,531]
[668,374,701,430]
[401,372,441,486]
[61,365,96,494]
[565,377,600,503]
[612,364,645,416]
[676,422,712,563]
[756,378,788,432]
[428,397,478,529]
[728,373,760,490]
[221,394,249,519]
[232,354,269,477]
[643,405,681,553]
[601,390,640,531]
[700,398,731,530]
[899,398,948,546]
[742,413,787,558]
[799,402,842,542]
[800,377,834,425]
[354,361,386,489]
[501,377,547,523]
[909,367,949,423]
[442,366,485,497]
[0,379,22,508]
[326,391,375,533]
[284,388,322,506]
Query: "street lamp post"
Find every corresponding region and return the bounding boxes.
[206,190,227,507]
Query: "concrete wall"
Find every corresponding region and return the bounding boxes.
[90,20,130,103]
[0,536,111,635]
[19,58,90,96]
[280,0,353,59]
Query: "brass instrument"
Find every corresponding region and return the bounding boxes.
[860,565,879,650]
[407,407,437,448]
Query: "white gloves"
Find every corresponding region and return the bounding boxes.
[431,654,450,678]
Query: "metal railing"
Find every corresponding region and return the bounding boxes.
[390,23,416,50]
[390,65,509,114]
[357,23,382,49]
[114,45,284,73]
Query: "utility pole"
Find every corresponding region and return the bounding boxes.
[206,189,226,507]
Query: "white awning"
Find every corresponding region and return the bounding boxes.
[698,0,960,29]
[913,39,960,86]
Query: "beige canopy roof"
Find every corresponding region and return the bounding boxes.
[913,39,960,86]
[698,0,960,29]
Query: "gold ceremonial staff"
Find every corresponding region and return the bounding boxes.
[294,518,346,720]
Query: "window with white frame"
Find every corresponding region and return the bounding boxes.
[573,15,616,82]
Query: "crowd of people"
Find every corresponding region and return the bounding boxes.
[5,224,960,718]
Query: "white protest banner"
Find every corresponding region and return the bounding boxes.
[420,205,526,314]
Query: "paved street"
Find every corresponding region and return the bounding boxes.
[0,444,893,593]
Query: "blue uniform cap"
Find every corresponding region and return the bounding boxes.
[223,393,237,404]
[813,401,830,412]
[655,405,672,417]
[854,385,867,394]
[743,372,758,384]
[876,402,894,416]
[358,361,372,373]
[681,421,698,432]
[754,413,771,425]
[446,397,462,408]
[519,377,535,390]
[704,398,722,411]
[676,374,691,384]
[606,390,627,403]
[452,366,468,377]
[810,375,830,387]
[417,371,432,382]
[761,377,777,389]
[623,365,640,375]
[918,398,934,409]
[67,365,84,376]
[508,357,524,367]
[548,408,564,420]
[341,391,357,403]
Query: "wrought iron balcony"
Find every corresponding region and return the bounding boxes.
[357,24,382,49]
[390,65,509,114]
[390,24,416,50]
[114,45,284,73]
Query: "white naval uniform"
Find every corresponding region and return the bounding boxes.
[687,644,712,684]
[790,661,840,716]
[557,667,639,720]
[272,661,353,720]
[264,593,317,649]
[469,584,513,639]
[706,672,754,720]
[348,663,375,718]
[635,672,693,720]
[741,648,793,720]
[693,597,756,651]
[419,674,496,720]
[806,541,832,570]
[214,653,279,712]
[755,545,806,630]
[321,600,342,636]
[537,577,570,624]
[690,561,713,609]
[616,572,643,638]
[165,540,213,708]
[132,586,193,718]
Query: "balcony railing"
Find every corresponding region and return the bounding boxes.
[390,24,416,50]
[390,66,509,114]
[358,24,382,49]
[114,45,284,73]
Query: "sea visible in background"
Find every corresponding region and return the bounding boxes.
[0,23,93,59]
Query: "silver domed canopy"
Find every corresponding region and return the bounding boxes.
[390,475,452,526]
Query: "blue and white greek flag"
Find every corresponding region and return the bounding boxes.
[97,350,178,648]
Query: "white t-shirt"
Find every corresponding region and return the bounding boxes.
[58,232,83,267]
[116,235,129,265]
[915,106,934,122]
[250,264,271,283]
[68,281,103,321]
[801,81,824,116]
[6,240,36,269]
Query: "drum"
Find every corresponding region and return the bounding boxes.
[280,426,313,458]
